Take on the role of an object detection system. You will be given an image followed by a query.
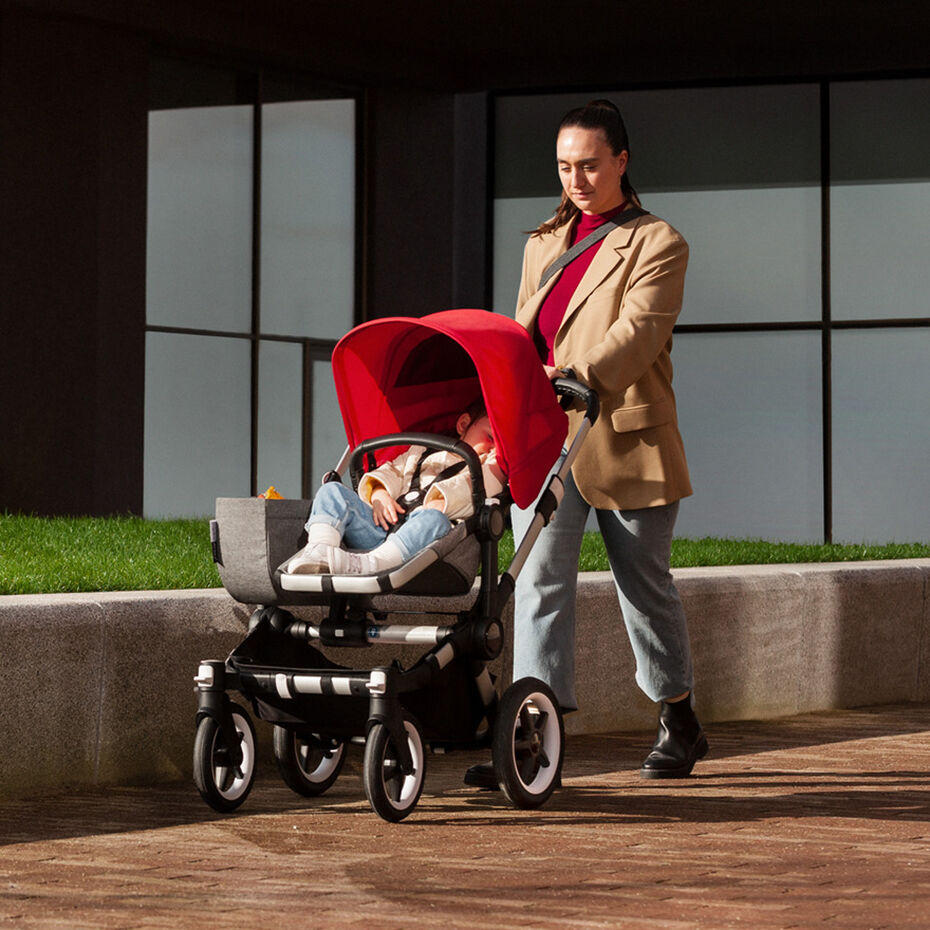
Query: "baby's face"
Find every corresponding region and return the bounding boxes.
[460,415,495,455]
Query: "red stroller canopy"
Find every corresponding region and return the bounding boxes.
[331,309,568,509]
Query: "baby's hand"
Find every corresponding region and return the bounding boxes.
[423,498,446,512]
[370,488,404,529]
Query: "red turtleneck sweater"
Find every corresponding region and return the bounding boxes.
[536,202,628,365]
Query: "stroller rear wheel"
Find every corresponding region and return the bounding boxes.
[363,714,426,822]
[193,704,257,813]
[273,726,346,797]
[492,677,563,809]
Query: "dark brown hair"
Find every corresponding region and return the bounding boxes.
[464,398,487,423]
[532,99,640,237]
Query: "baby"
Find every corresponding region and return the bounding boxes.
[285,400,504,575]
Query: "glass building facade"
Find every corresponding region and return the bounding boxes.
[144,59,356,517]
[143,67,928,543]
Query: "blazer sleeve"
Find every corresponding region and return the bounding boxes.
[423,449,505,521]
[357,447,421,504]
[515,236,539,317]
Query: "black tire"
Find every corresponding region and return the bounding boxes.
[272,726,346,797]
[362,715,426,822]
[193,704,257,813]
[492,677,563,809]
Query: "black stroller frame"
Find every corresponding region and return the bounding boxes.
[194,378,598,821]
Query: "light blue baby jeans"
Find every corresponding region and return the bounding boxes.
[307,481,452,561]
[511,464,694,712]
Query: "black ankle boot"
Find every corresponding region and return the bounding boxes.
[464,762,499,790]
[640,698,708,779]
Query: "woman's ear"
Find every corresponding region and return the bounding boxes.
[455,412,471,437]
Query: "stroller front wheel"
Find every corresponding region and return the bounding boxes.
[273,726,346,797]
[492,677,564,809]
[363,714,426,822]
[193,704,257,813]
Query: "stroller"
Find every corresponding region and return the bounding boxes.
[194,309,599,821]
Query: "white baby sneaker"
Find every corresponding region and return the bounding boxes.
[285,543,331,574]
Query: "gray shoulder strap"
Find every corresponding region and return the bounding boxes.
[538,207,647,290]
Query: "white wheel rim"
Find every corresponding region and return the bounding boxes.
[214,714,254,801]
[510,692,560,794]
[298,737,344,783]
[386,721,422,810]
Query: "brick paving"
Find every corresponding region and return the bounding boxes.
[1,702,929,929]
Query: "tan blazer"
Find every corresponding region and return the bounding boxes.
[515,211,692,510]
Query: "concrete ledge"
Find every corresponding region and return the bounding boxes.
[1,560,928,798]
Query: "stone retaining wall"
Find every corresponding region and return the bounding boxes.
[1,560,928,798]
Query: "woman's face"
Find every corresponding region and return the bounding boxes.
[556,126,629,216]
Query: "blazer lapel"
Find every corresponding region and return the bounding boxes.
[558,221,638,331]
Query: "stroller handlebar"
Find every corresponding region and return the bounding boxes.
[553,377,600,424]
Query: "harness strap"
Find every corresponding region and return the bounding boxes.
[389,449,467,532]
[538,206,647,290]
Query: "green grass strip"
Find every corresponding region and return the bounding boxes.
[2,514,928,596]
[501,533,930,572]
[0,515,220,595]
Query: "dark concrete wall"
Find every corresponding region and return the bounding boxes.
[362,89,456,320]
[0,12,148,515]
[362,90,490,320]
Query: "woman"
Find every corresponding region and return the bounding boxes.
[468,99,706,786]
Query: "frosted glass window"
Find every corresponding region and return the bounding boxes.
[144,333,251,518]
[310,361,346,490]
[257,340,303,499]
[831,80,930,321]
[673,331,823,542]
[831,181,930,320]
[646,189,821,325]
[260,99,356,340]
[832,330,930,542]
[147,106,253,331]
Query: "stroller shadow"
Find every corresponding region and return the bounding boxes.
[431,770,930,828]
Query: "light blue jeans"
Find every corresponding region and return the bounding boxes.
[511,465,694,711]
[307,481,452,561]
